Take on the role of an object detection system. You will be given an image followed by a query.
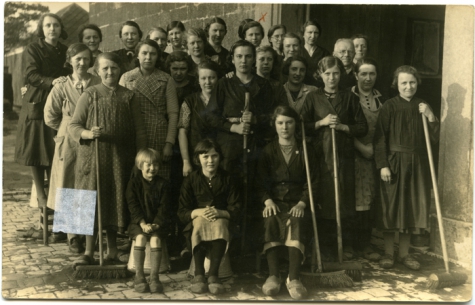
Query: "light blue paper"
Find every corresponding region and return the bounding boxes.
[52,188,96,236]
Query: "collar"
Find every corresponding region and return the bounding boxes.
[351,85,382,99]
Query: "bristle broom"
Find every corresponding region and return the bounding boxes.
[73,265,129,279]
[301,270,354,288]
[345,269,362,282]
[426,272,468,291]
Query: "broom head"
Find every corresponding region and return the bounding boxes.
[73,264,129,279]
[323,261,363,282]
[301,270,354,288]
[427,272,468,291]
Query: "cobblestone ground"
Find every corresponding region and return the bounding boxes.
[2,190,472,302]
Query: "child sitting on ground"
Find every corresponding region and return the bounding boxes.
[126,148,171,293]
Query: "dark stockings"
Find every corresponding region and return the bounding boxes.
[266,246,303,280]
[193,239,227,277]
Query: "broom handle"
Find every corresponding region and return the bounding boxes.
[94,91,104,267]
[422,114,449,273]
[301,117,323,273]
[332,128,343,264]
[240,92,250,256]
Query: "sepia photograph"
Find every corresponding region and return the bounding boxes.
[2,1,473,302]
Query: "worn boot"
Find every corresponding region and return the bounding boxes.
[149,247,163,293]
[134,246,149,293]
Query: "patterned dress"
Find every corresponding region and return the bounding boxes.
[69,84,147,231]
[44,74,101,209]
[119,68,179,180]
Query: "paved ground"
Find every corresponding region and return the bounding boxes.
[2,108,473,302]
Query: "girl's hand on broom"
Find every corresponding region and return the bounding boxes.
[263,199,280,218]
[289,201,305,218]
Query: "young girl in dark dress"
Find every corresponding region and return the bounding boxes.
[374,65,439,270]
[126,149,171,293]
[178,139,241,295]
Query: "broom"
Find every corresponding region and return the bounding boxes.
[321,128,362,281]
[300,117,354,288]
[421,114,467,290]
[73,91,128,279]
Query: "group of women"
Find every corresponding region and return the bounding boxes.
[15,12,439,299]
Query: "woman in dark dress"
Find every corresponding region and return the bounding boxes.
[257,106,318,300]
[178,139,241,295]
[15,13,69,208]
[204,17,229,78]
[301,20,330,83]
[69,52,147,266]
[178,61,220,177]
[374,65,439,270]
[301,56,367,261]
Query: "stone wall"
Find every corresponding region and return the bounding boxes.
[89,2,280,52]
[435,5,473,268]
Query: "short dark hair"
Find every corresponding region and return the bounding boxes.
[281,55,308,76]
[135,39,162,69]
[37,13,68,40]
[197,60,220,75]
[230,39,256,58]
[271,105,301,134]
[146,26,167,39]
[135,148,161,170]
[238,19,254,40]
[65,43,92,68]
[354,57,379,74]
[301,19,322,36]
[351,34,369,50]
[241,21,264,40]
[317,56,345,78]
[78,24,102,42]
[119,21,143,40]
[256,45,280,79]
[283,32,302,45]
[391,65,422,89]
[166,50,192,71]
[94,52,122,73]
[167,21,186,34]
[267,24,287,46]
[205,17,227,38]
[193,138,222,166]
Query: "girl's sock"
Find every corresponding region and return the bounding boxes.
[288,247,302,281]
[208,239,226,277]
[150,247,162,281]
[134,246,146,280]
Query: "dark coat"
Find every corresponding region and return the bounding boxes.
[15,39,69,166]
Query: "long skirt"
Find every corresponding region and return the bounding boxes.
[190,217,230,253]
[376,151,431,234]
